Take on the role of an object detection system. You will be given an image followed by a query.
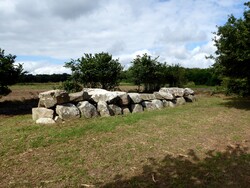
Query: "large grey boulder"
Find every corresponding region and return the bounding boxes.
[152,99,164,109]
[56,103,80,120]
[176,97,186,106]
[77,101,99,118]
[116,92,130,106]
[84,88,119,104]
[184,95,197,102]
[109,104,122,116]
[162,100,176,107]
[142,101,157,110]
[69,91,90,102]
[131,104,143,113]
[159,88,185,97]
[139,94,156,101]
[128,93,142,104]
[38,90,69,108]
[154,91,174,100]
[36,118,55,124]
[184,88,195,96]
[32,107,54,121]
[97,101,111,117]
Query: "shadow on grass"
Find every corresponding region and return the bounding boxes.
[102,145,250,188]
[221,97,250,111]
[0,98,38,115]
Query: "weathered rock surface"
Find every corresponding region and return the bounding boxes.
[109,104,122,116]
[36,118,55,124]
[97,101,111,117]
[159,88,185,97]
[128,93,142,104]
[139,94,156,101]
[122,107,131,115]
[77,101,99,118]
[131,104,144,113]
[56,103,80,120]
[152,99,164,109]
[176,97,186,106]
[116,92,130,106]
[69,91,90,102]
[162,100,176,107]
[142,101,157,110]
[154,91,174,100]
[184,88,195,96]
[184,95,197,102]
[54,116,63,123]
[84,88,119,103]
[32,107,54,121]
[38,90,69,108]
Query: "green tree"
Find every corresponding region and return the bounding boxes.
[212,2,250,95]
[65,52,123,90]
[0,48,24,97]
[129,53,167,92]
[165,64,187,87]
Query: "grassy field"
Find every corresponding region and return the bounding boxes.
[0,92,250,187]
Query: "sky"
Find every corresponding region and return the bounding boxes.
[0,0,246,74]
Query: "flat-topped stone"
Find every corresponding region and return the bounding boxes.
[154,91,174,100]
[139,93,156,101]
[38,90,69,108]
[69,91,91,102]
[159,87,185,97]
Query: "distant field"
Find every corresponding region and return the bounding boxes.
[0,94,249,187]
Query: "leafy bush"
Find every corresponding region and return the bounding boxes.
[222,77,250,96]
[59,80,82,93]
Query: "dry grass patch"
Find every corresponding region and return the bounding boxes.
[0,96,250,187]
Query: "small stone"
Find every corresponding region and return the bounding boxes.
[151,99,164,109]
[97,101,111,117]
[142,101,157,110]
[36,118,55,124]
[131,104,144,113]
[32,107,54,121]
[122,108,131,115]
[109,104,122,116]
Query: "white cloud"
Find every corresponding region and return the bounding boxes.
[17,61,71,75]
[0,0,246,74]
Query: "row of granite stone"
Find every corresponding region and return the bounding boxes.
[32,87,196,124]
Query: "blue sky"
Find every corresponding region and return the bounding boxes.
[0,0,246,74]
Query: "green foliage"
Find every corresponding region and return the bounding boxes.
[185,68,221,86]
[212,2,250,95]
[129,53,168,92]
[59,80,82,93]
[19,73,70,83]
[65,52,123,90]
[222,77,250,96]
[165,63,187,87]
[0,48,24,96]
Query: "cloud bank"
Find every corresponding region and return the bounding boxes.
[0,0,245,74]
